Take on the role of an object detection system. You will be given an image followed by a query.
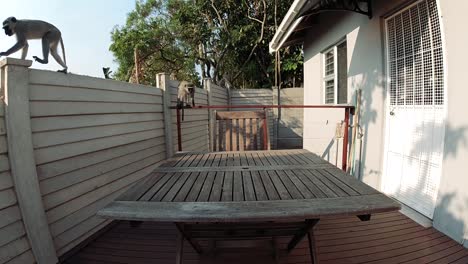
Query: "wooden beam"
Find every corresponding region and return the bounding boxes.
[153,164,333,173]
[97,194,401,223]
[2,58,58,264]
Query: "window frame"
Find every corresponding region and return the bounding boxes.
[322,39,347,105]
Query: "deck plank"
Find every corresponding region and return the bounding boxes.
[91,150,419,264]
[64,212,468,264]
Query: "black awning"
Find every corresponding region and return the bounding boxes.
[283,0,372,49]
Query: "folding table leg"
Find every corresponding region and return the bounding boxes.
[176,232,184,264]
[287,219,319,252]
[272,237,280,264]
[307,230,318,264]
[175,223,203,254]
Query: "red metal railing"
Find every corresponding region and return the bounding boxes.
[171,105,355,171]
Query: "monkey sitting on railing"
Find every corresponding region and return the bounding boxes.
[177,81,195,120]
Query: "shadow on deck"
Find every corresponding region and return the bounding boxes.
[63,211,468,264]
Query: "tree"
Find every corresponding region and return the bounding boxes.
[110,0,303,88]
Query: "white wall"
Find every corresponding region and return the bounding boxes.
[302,0,409,188]
[302,0,468,247]
[434,0,468,246]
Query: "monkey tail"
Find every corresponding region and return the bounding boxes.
[60,38,67,67]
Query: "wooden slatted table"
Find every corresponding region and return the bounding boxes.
[98,150,400,263]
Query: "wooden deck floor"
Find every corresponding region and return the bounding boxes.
[64,211,468,264]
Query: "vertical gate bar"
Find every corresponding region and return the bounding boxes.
[342,108,350,171]
[177,107,182,152]
[263,117,269,150]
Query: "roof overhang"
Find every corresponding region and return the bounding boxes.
[269,0,373,53]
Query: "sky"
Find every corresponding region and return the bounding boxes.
[0,0,136,78]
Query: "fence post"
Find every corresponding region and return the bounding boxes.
[272,87,279,149]
[1,58,58,264]
[158,73,174,158]
[205,79,214,151]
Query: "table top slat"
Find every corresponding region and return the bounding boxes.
[309,169,348,197]
[297,169,338,198]
[323,167,378,195]
[314,169,360,196]
[138,173,172,201]
[251,171,268,201]
[259,170,280,200]
[208,172,224,202]
[158,172,190,202]
[283,170,315,199]
[117,172,163,201]
[99,150,401,222]
[267,170,292,200]
[150,172,183,202]
[276,170,304,199]
[174,172,200,202]
[242,172,256,201]
[221,171,234,201]
[196,171,215,202]
[233,171,244,201]
[290,170,327,199]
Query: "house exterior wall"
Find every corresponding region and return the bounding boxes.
[302,0,468,246]
[434,0,468,246]
[303,0,409,188]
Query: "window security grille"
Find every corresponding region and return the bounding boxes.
[387,0,444,106]
[323,41,347,104]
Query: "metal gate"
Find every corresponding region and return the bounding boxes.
[382,0,446,219]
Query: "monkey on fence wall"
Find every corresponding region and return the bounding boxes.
[177,80,196,121]
[0,17,68,73]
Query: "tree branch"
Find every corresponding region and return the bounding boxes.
[211,0,228,32]
[232,0,267,83]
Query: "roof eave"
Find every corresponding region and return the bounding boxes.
[269,0,309,53]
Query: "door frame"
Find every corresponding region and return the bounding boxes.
[380,0,448,219]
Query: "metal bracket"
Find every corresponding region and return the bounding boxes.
[357,214,372,221]
[301,0,373,19]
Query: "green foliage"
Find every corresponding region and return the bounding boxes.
[110,0,303,88]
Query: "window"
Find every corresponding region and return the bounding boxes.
[323,41,348,104]
[386,0,444,106]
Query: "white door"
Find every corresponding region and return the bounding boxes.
[383,0,446,219]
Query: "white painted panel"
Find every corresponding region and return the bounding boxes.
[0,236,30,263]
[30,101,163,117]
[383,0,446,219]
[30,84,162,104]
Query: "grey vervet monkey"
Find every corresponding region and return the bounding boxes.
[177,81,195,108]
[177,81,195,121]
[0,17,68,73]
